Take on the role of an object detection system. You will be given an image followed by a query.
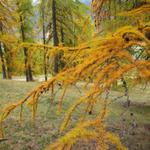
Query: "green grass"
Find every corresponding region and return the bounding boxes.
[0,80,150,150]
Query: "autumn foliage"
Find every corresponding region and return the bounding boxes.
[0,1,150,150]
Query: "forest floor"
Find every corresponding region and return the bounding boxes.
[0,79,150,150]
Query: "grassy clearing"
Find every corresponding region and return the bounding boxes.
[0,80,150,150]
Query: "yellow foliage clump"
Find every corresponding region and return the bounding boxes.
[120,3,150,16]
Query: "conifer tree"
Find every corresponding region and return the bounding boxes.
[39,0,48,81]
[0,0,17,79]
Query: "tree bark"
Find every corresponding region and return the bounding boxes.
[0,42,7,79]
[4,46,12,79]
[0,22,7,79]
[52,0,59,74]
[60,24,64,44]
[60,24,65,69]
[42,0,48,81]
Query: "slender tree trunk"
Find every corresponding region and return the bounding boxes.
[60,24,65,69]
[0,23,7,79]
[0,43,7,79]
[133,0,138,8]
[42,0,47,81]
[52,0,59,74]
[108,0,111,20]
[114,0,117,19]
[4,46,12,79]
[20,15,33,82]
[28,64,33,81]
[60,24,64,44]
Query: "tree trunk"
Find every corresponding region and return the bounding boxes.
[60,24,65,69]
[0,42,7,79]
[20,15,33,82]
[60,24,64,44]
[4,46,12,79]
[42,0,48,81]
[0,22,7,79]
[28,64,33,81]
[52,0,59,74]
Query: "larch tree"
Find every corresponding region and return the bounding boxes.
[37,0,93,75]
[0,0,18,79]
[50,0,93,73]
[39,0,48,81]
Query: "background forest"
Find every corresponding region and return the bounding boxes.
[0,0,94,81]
